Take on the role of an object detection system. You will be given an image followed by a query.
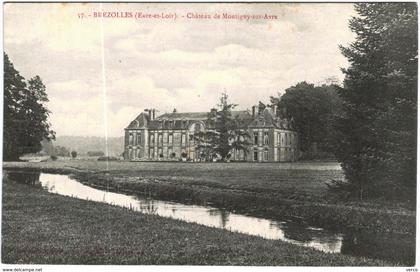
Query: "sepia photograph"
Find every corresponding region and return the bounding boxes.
[1,1,417,268]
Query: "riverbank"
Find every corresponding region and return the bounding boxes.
[3,161,415,235]
[2,177,390,265]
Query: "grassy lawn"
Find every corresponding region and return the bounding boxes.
[2,179,389,265]
[3,160,415,234]
[2,160,345,202]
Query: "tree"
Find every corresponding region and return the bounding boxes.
[336,3,417,201]
[195,93,251,161]
[71,151,77,159]
[54,146,70,157]
[87,151,105,157]
[3,53,55,161]
[271,82,342,157]
[4,53,26,160]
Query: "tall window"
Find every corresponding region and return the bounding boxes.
[158,134,163,146]
[253,150,258,161]
[168,134,173,145]
[137,134,141,145]
[253,132,258,145]
[264,149,268,161]
[181,134,186,145]
[150,134,154,145]
[264,132,269,145]
[129,133,133,145]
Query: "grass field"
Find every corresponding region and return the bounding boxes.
[2,179,389,265]
[3,160,345,202]
[3,160,415,234]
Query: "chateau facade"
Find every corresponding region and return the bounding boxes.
[124,106,298,162]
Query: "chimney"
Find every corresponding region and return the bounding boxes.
[272,104,278,116]
[152,109,156,120]
[252,106,256,118]
[173,108,177,113]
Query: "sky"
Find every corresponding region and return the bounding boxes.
[4,3,356,137]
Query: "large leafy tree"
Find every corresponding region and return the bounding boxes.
[195,93,251,161]
[336,3,417,200]
[3,53,55,160]
[271,82,342,156]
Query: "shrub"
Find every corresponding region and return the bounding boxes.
[97,156,119,161]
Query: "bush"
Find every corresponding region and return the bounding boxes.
[97,156,119,161]
[50,155,57,161]
[71,151,77,159]
[87,151,105,157]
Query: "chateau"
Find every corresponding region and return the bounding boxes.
[124,106,298,162]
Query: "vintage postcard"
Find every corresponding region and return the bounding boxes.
[1,1,417,270]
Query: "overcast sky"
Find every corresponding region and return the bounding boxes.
[4,3,355,137]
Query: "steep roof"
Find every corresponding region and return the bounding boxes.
[150,110,253,130]
[125,109,294,131]
[156,112,208,120]
[248,108,277,128]
[125,112,148,129]
[248,108,295,130]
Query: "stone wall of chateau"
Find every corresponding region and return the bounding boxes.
[124,126,298,162]
[124,108,299,162]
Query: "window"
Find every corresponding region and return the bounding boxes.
[253,132,258,144]
[181,134,186,145]
[158,148,163,158]
[129,133,133,145]
[253,150,258,161]
[158,134,163,145]
[168,134,173,145]
[264,132,269,145]
[264,149,268,161]
[137,133,141,145]
[128,148,133,159]
[150,134,154,145]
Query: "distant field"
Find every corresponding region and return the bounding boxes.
[4,160,343,202]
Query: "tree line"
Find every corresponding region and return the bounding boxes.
[270,3,417,202]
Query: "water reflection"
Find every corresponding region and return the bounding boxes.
[4,171,415,264]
